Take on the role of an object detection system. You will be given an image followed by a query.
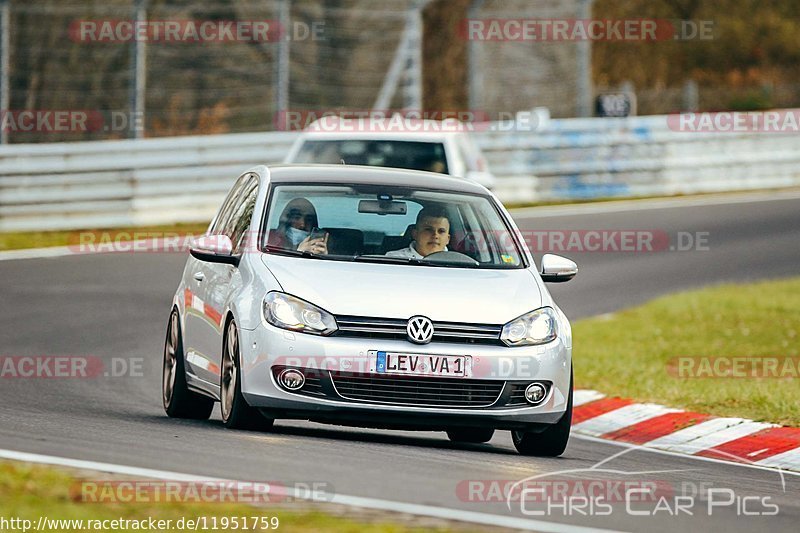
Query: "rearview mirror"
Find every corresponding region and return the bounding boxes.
[358,199,407,215]
[540,253,577,283]
[190,234,239,266]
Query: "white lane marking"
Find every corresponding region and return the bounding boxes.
[511,189,800,219]
[756,448,800,470]
[573,389,605,407]
[572,433,800,477]
[0,237,189,262]
[572,403,681,437]
[0,245,76,262]
[644,418,777,455]
[0,448,618,533]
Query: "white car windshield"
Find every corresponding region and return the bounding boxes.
[293,140,449,174]
[261,184,524,269]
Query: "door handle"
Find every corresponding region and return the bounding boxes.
[193,272,205,282]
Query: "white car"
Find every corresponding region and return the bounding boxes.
[284,118,497,190]
[162,165,577,456]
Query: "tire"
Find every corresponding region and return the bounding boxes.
[220,318,274,431]
[163,309,215,419]
[446,427,495,444]
[511,370,573,457]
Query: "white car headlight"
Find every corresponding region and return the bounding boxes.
[501,307,558,346]
[263,292,338,336]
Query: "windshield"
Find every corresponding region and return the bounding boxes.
[292,140,449,174]
[261,184,524,269]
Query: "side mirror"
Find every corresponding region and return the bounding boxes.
[189,234,239,266]
[540,253,577,283]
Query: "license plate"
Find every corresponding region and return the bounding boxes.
[373,351,469,377]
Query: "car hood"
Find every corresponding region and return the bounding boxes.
[261,255,542,324]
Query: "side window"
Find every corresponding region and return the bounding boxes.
[210,174,249,235]
[225,177,259,254]
[458,203,491,263]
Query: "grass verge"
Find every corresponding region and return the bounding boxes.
[0,223,209,252]
[0,461,467,532]
[572,277,800,426]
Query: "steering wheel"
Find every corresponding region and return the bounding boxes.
[423,250,480,266]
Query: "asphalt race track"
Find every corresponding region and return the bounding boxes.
[1,191,799,532]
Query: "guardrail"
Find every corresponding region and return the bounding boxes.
[485,113,800,203]
[0,132,295,231]
[2,112,800,231]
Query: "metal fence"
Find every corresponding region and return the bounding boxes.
[2,111,800,231]
[5,0,800,148]
[0,0,423,144]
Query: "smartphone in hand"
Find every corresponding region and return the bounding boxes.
[310,228,328,242]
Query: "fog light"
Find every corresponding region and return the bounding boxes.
[524,383,547,405]
[278,369,305,391]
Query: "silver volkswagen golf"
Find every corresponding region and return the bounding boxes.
[162,165,578,456]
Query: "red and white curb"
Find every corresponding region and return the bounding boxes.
[572,390,800,472]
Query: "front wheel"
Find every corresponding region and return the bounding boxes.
[511,371,573,457]
[163,309,214,420]
[220,319,274,431]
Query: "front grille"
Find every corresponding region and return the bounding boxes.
[330,371,504,408]
[299,372,325,396]
[508,384,529,406]
[335,315,503,345]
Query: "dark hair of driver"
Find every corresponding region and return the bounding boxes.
[415,205,449,225]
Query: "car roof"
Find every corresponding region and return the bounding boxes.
[265,164,488,195]
[296,130,457,141]
[295,117,471,142]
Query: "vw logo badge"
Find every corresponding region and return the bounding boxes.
[407,316,434,344]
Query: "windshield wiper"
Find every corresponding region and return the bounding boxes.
[353,254,426,265]
[352,254,480,268]
[264,245,322,259]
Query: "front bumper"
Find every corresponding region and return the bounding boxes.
[238,323,572,431]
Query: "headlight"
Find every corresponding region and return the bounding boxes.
[501,307,558,346]
[263,292,338,336]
